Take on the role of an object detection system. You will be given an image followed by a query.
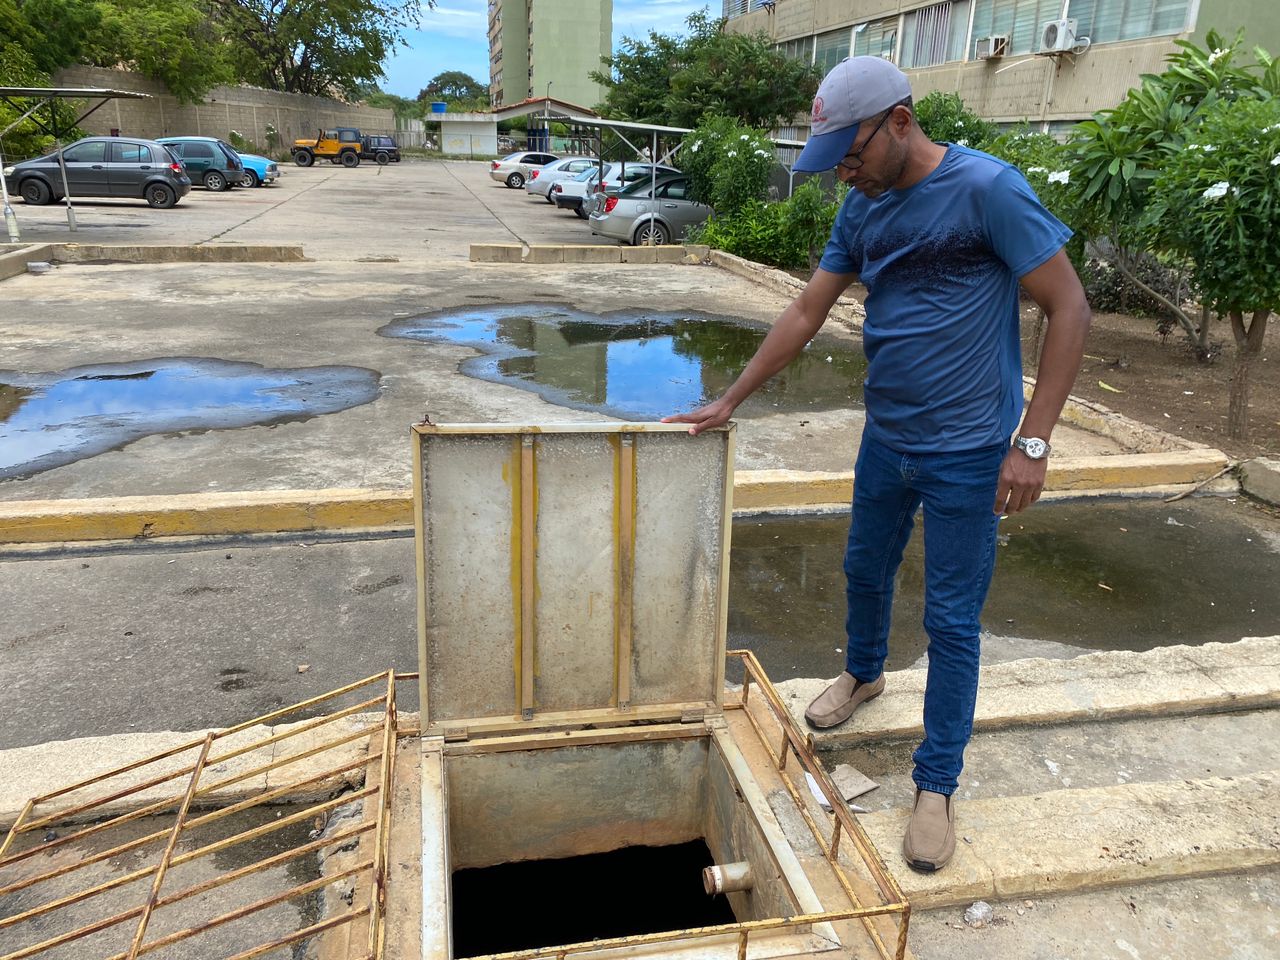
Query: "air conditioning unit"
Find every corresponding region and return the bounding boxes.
[1039,18,1077,54]
[975,35,1008,59]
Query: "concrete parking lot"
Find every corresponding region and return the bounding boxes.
[3,158,623,260]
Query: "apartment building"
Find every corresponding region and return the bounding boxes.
[488,0,613,108]
[724,0,1279,137]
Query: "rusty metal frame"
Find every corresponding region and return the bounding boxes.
[0,671,404,960]
[456,650,910,960]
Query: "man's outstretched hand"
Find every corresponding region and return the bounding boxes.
[661,397,737,436]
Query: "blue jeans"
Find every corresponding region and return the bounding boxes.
[843,433,1005,796]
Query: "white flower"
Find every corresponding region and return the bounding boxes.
[1048,170,1070,184]
[754,149,771,157]
[1201,180,1230,200]
[1028,166,1048,173]
[1264,124,1280,134]
[690,141,701,153]
[1207,47,1227,65]
[739,134,750,140]
[956,139,969,147]
[727,150,737,157]
[1186,143,1216,152]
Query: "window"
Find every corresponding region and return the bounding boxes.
[723,0,748,18]
[1067,0,1191,44]
[775,37,815,62]
[901,0,972,67]
[63,141,106,163]
[184,142,215,158]
[969,0,1061,56]
[323,130,338,139]
[659,179,689,200]
[853,16,900,60]
[815,28,852,74]
[109,142,151,163]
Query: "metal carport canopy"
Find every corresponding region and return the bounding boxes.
[550,114,807,238]
[0,86,152,239]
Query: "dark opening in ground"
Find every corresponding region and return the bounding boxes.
[378,303,865,420]
[450,840,736,956]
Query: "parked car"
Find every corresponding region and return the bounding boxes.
[156,136,244,191]
[360,135,401,164]
[2,136,192,209]
[291,127,362,167]
[489,151,558,189]
[552,163,678,219]
[589,174,711,246]
[525,156,599,202]
[236,152,280,188]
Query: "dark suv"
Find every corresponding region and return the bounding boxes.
[2,136,192,209]
[360,135,401,164]
[156,137,244,191]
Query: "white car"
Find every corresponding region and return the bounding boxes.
[551,162,678,219]
[489,151,559,189]
[589,174,712,246]
[525,156,600,201]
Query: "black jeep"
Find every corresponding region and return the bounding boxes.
[360,135,401,165]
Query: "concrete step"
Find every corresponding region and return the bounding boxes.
[907,866,1280,960]
[847,769,1280,911]
[778,635,1280,749]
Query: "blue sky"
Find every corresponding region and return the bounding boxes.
[381,0,712,99]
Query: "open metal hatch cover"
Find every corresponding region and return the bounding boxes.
[412,423,735,738]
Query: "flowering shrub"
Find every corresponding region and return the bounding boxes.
[681,116,776,217]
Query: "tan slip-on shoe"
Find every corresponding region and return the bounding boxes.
[902,788,955,872]
[803,671,885,729]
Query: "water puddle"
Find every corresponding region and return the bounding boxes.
[0,358,380,480]
[729,497,1280,681]
[378,303,865,420]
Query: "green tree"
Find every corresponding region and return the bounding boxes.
[1069,30,1277,356]
[418,70,487,107]
[210,0,424,98]
[1150,96,1280,439]
[91,0,234,103]
[681,116,775,216]
[0,0,103,73]
[913,91,996,149]
[592,11,820,129]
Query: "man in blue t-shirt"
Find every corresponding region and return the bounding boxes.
[664,57,1090,873]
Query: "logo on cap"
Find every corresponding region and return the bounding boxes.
[811,96,826,123]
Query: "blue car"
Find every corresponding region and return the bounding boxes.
[236,153,280,188]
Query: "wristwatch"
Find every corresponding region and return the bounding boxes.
[1013,435,1051,460]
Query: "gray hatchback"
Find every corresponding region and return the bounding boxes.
[3,136,193,209]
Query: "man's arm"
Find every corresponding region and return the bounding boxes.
[662,268,857,435]
[994,249,1092,514]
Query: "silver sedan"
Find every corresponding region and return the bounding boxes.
[588,175,711,245]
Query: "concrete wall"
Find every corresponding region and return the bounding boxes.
[726,0,1212,128]
[440,116,499,157]
[50,65,398,154]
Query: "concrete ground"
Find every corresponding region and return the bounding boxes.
[1,159,1128,501]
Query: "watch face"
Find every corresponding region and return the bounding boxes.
[1023,437,1047,459]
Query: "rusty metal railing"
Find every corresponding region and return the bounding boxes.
[0,671,402,960]
[460,650,910,960]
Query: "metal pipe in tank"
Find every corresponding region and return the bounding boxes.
[702,861,753,895]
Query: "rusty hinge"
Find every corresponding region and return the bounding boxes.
[443,727,470,742]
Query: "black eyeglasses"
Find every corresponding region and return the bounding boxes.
[836,109,892,171]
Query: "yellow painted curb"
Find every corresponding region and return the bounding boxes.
[0,449,1232,545]
[0,489,413,544]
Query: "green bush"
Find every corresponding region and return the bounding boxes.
[691,177,848,270]
[913,91,996,150]
[682,116,775,217]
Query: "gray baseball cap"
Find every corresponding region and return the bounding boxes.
[793,56,913,172]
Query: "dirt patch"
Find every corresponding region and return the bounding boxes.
[1027,307,1279,460]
